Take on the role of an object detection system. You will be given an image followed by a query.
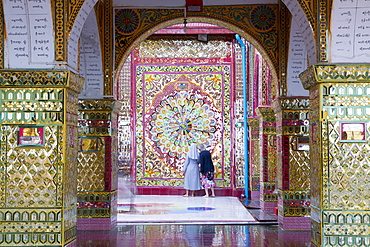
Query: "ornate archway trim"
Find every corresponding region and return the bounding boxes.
[115,17,279,99]
[114,6,279,80]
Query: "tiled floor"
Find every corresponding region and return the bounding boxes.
[118,195,258,224]
[75,176,313,246]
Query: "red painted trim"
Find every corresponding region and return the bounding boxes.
[104,136,112,191]
[230,39,236,192]
[137,187,244,197]
[282,135,290,190]
[262,134,269,182]
[155,28,235,35]
[130,53,137,181]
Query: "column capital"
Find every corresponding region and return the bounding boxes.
[78,98,121,113]
[0,69,84,94]
[78,99,121,137]
[256,106,275,118]
[300,64,370,90]
[256,106,276,134]
[248,117,260,129]
[272,97,310,114]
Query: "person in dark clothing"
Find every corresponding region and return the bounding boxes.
[197,144,216,197]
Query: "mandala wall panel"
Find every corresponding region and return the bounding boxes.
[132,38,234,189]
[135,70,232,188]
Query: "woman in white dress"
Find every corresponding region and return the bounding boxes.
[182,143,201,197]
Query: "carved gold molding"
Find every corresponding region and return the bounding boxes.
[300,65,370,90]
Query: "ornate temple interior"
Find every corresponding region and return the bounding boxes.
[0,0,369,246]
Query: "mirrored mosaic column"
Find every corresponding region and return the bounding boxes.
[0,70,83,246]
[77,99,119,230]
[273,97,310,230]
[300,65,370,247]
[248,117,261,200]
[256,106,277,211]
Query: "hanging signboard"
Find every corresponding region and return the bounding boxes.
[186,0,203,12]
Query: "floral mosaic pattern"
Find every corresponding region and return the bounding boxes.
[137,36,232,59]
[148,89,219,161]
[132,40,233,187]
[250,6,276,31]
[115,9,139,34]
[137,72,228,186]
[114,6,279,72]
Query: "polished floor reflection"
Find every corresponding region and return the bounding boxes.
[117,195,257,224]
[76,224,313,246]
[76,176,313,246]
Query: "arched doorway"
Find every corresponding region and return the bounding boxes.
[114,19,277,197]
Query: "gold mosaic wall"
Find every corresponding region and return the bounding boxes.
[301,65,370,247]
[249,118,261,192]
[234,43,246,189]
[256,106,277,203]
[273,97,310,218]
[0,70,83,246]
[289,148,310,190]
[77,99,119,219]
[78,138,106,191]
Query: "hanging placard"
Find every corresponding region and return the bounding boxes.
[186,0,203,12]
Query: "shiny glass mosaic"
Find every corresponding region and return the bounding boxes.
[138,36,232,59]
[114,5,279,75]
[300,65,370,246]
[117,58,132,175]
[131,38,233,189]
[0,71,82,246]
[77,99,119,221]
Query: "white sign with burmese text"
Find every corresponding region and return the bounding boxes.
[3,0,54,68]
[331,0,370,62]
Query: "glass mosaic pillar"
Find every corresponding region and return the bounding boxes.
[273,97,310,230]
[0,70,83,246]
[77,99,119,230]
[300,65,370,247]
[248,117,261,200]
[256,106,277,211]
